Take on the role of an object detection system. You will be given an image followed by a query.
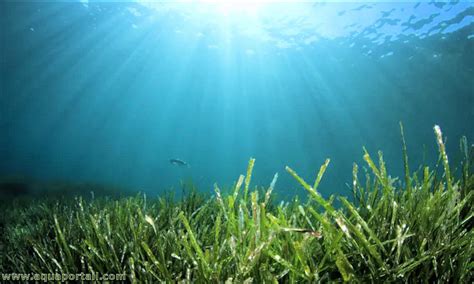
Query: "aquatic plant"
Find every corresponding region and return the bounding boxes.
[0,125,472,282]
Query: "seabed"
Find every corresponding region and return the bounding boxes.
[1,125,472,282]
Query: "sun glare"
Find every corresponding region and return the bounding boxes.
[197,0,269,15]
[171,0,276,16]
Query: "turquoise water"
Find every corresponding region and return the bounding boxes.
[1,1,473,198]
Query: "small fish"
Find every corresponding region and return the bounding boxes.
[169,158,189,167]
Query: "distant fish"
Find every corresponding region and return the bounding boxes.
[169,158,189,167]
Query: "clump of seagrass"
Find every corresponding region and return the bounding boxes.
[0,125,472,282]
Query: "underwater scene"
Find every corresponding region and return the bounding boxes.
[0,0,473,282]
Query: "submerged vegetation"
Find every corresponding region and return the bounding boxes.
[0,125,472,282]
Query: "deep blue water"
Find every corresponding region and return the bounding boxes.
[1,1,473,198]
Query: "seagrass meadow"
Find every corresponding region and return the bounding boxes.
[1,125,472,282]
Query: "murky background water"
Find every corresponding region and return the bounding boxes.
[1,1,473,198]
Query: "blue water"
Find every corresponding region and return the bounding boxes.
[1,1,473,198]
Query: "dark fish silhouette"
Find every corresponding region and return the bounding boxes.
[169,158,189,167]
